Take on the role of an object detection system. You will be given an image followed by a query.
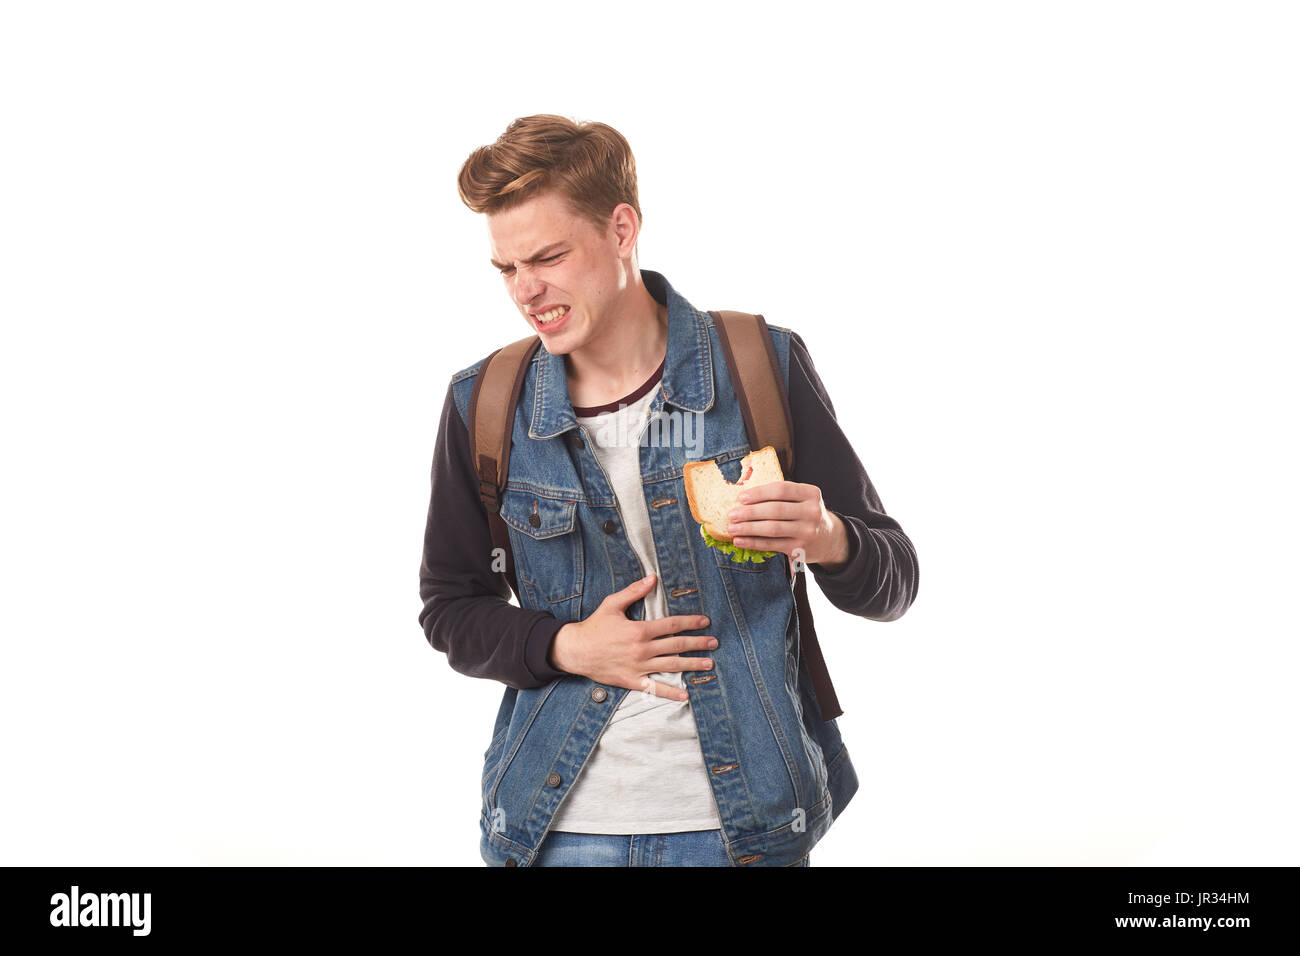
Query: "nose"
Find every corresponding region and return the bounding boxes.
[512,266,544,310]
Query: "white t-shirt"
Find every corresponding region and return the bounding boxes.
[549,364,723,834]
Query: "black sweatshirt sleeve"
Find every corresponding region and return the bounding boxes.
[417,378,568,688]
[787,331,919,621]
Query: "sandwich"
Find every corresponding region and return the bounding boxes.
[683,445,783,564]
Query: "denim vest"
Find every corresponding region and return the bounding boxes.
[449,271,858,866]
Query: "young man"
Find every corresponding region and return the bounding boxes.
[419,114,918,867]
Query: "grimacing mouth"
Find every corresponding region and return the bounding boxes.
[530,305,571,324]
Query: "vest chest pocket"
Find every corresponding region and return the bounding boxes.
[712,538,780,573]
[499,488,584,610]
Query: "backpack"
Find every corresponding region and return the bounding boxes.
[466,310,843,721]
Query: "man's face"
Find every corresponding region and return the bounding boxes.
[486,189,626,355]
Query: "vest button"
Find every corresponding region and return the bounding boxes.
[505,858,517,867]
[528,512,541,527]
[572,434,585,449]
[591,686,607,702]
[546,772,563,788]
[602,519,616,533]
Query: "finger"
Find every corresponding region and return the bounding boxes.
[727,518,803,540]
[736,480,805,504]
[732,535,802,553]
[602,573,659,613]
[727,500,803,523]
[637,676,690,703]
[642,613,710,638]
[646,633,718,655]
[645,656,715,674]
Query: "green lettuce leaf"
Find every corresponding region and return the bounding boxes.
[699,523,778,564]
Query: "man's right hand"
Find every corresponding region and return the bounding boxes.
[547,573,717,702]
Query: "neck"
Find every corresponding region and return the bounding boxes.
[564,272,668,404]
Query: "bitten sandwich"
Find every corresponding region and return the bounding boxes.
[683,445,783,564]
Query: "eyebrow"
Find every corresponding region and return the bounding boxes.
[490,242,567,271]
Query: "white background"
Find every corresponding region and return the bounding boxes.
[2,1,1296,866]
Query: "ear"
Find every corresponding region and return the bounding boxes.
[609,202,640,256]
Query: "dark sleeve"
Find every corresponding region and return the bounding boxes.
[417,378,568,687]
[787,331,919,621]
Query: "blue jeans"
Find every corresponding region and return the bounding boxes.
[531,829,811,867]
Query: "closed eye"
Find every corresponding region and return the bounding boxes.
[499,253,563,277]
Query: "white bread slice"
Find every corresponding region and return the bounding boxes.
[683,445,784,543]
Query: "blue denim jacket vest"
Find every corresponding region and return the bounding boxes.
[449,272,858,866]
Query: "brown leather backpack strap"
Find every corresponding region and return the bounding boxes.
[709,310,795,476]
[467,333,542,600]
[709,309,843,721]
[794,569,843,720]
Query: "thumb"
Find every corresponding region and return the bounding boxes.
[602,572,657,613]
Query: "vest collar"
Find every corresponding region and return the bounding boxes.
[529,268,715,439]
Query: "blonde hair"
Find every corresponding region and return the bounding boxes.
[457,114,642,235]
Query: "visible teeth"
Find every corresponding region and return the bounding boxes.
[536,306,569,323]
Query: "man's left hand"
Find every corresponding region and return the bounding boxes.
[726,481,851,571]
